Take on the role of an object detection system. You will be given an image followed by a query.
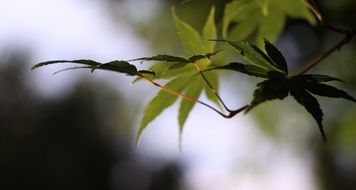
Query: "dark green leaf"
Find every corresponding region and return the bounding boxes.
[32,59,143,76]
[215,40,284,72]
[246,78,290,113]
[289,82,326,142]
[206,62,285,78]
[129,55,190,63]
[31,59,100,70]
[303,82,356,102]
[138,70,155,76]
[264,39,288,73]
[100,60,138,75]
[188,50,223,62]
[137,77,188,144]
[292,74,344,83]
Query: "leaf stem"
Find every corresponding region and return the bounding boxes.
[295,29,356,76]
[139,74,231,118]
[193,63,232,112]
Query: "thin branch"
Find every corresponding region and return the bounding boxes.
[303,0,323,24]
[193,62,232,112]
[139,74,230,118]
[295,30,356,76]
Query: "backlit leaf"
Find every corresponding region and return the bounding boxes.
[222,0,250,38]
[202,6,217,52]
[172,8,203,54]
[137,77,189,144]
[178,77,203,135]
[204,71,221,107]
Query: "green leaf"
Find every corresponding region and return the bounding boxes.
[227,19,257,41]
[246,78,290,113]
[222,0,250,38]
[264,39,288,73]
[202,6,217,52]
[289,81,326,142]
[216,40,283,72]
[101,60,138,75]
[292,74,344,83]
[204,71,221,107]
[136,77,188,144]
[172,8,203,54]
[278,0,316,25]
[178,77,203,134]
[258,6,285,42]
[223,0,315,42]
[129,54,190,63]
[31,59,100,70]
[32,59,143,76]
[188,50,223,63]
[206,62,285,78]
[302,82,356,102]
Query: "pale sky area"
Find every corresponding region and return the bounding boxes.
[0,0,317,189]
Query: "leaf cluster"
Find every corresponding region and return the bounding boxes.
[207,39,356,141]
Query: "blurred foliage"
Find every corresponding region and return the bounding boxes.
[0,52,182,190]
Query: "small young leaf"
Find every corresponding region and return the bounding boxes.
[246,78,290,113]
[303,82,356,102]
[292,74,344,83]
[172,8,203,54]
[264,39,288,73]
[129,55,190,63]
[137,77,188,144]
[289,82,326,142]
[202,6,217,52]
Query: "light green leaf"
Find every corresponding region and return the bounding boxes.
[178,77,203,133]
[136,77,188,144]
[259,6,285,42]
[222,0,250,38]
[172,8,203,54]
[204,71,221,107]
[202,6,217,52]
[277,0,316,25]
